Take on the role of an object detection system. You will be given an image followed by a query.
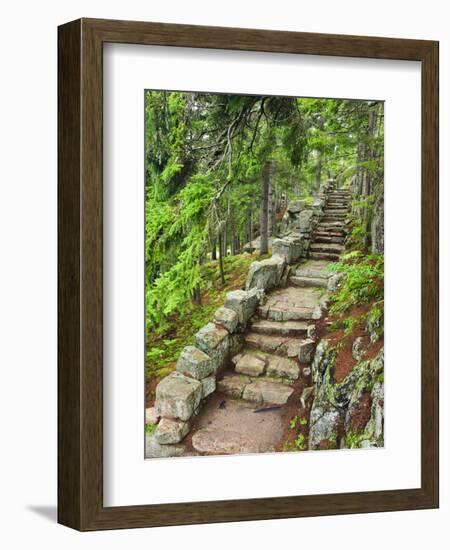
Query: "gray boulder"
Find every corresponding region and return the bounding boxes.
[155,418,190,444]
[145,435,185,459]
[294,209,314,233]
[201,375,216,399]
[145,406,160,425]
[214,306,239,333]
[176,345,214,380]
[351,336,365,361]
[298,338,315,363]
[287,200,305,214]
[224,289,259,328]
[245,256,286,292]
[272,236,303,264]
[232,352,266,376]
[327,273,343,292]
[195,322,230,372]
[155,372,202,421]
[308,404,341,449]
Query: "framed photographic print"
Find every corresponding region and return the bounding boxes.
[58,18,439,530]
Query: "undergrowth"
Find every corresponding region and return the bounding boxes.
[327,251,384,337]
[146,252,261,390]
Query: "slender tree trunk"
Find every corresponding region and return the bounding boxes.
[221,222,227,257]
[315,151,322,190]
[192,286,202,305]
[260,160,274,255]
[248,208,253,250]
[268,177,274,237]
[211,240,217,261]
[229,205,237,255]
[363,109,377,249]
[218,231,225,285]
[231,233,236,255]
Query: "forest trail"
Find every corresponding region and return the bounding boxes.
[182,189,352,455]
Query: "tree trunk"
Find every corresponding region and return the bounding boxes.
[315,151,322,190]
[192,285,202,305]
[218,231,225,285]
[260,160,274,255]
[363,109,377,249]
[211,240,217,261]
[221,222,227,257]
[268,176,274,237]
[231,233,236,255]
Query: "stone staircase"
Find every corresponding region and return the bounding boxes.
[309,189,351,261]
[147,185,352,457]
[215,188,352,413]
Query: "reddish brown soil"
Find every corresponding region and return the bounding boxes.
[314,301,384,384]
[276,364,311,451]
[349,392,372,432]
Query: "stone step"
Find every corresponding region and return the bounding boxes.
[289,275,328,288]
[231,351,267,376]
[309,251,341,261]
[217,373,294,405]
[258,303,315,321]
[250,319,308,337]
[328,196,350,201]
[245,332,304,358]
[232,349,300,380]
[295,260,332,279]
[312,234,345,244]
[310,242,345,254]
[257,285,321,322]
[314,229,346,238]
[314,229,345,237]
[323,209,348,215]
[243,378,294,405]
[322,217,347,222]
[323,209,347,215]
[317,222,346,230]
[319,218,346,225]
[321,218,347,224]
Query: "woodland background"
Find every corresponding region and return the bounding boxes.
[145,92,384,402]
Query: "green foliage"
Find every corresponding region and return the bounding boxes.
[145,423,157,436]
[144,91,384,394]
[283,432,307,452]
[345,429,368,449]
[146,252,256,384]
[327,252,384,315]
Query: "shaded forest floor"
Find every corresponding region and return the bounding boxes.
[146,251,269,407]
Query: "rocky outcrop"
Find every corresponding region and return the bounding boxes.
[308,340,384,450]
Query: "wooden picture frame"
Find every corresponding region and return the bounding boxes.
[58,18,439,531]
